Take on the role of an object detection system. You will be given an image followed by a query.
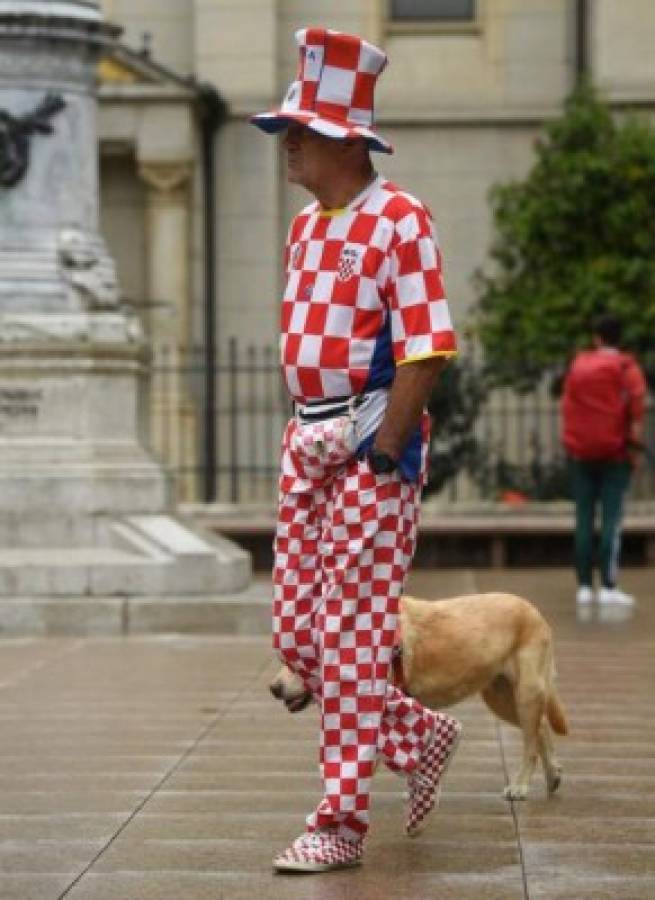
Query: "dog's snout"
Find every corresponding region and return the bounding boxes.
[270,682,283,700]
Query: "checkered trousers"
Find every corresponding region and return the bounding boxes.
[281,176,456,402]
[273,421,437,839]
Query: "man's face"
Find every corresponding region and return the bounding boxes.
[282,122,342,192]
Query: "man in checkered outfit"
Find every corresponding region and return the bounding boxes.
[252,27,463,873]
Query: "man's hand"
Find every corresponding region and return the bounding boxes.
[373,356,450,460]
[628,421,645,471]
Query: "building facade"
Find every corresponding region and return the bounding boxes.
[96,0,655,502]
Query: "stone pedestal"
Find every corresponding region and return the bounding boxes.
[0,339,166,513]
[0,0,251,633]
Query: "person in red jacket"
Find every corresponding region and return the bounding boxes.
[561,314,647,608]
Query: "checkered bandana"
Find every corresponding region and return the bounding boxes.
[251,28,393,153]
[280,175,456,402]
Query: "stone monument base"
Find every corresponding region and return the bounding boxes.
[0,512,258,635]
[0,0,257,635]
[0,494,258,636]
[0,339,254,635]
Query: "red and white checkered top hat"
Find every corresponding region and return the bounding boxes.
[251,27,393,154]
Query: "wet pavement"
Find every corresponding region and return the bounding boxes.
[0,567,653,899]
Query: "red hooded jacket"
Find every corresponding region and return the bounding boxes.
[561,348,646,461]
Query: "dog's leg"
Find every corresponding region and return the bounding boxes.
[482,675,519,726]
[538,722,562,796]
[504,648,547,801]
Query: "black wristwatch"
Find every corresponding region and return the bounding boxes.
[368,447,398,474]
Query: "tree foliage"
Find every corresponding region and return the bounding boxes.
[474,83,655,389]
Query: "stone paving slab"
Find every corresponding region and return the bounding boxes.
[63,871,527,900]
[0,568,653,898]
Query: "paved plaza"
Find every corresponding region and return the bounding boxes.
[0,567,653,899]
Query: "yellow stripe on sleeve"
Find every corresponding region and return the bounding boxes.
[396,350,458,366]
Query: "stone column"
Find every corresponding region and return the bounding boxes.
[138,160,198,501]
[138,161,192,345]
[0,0,167,518]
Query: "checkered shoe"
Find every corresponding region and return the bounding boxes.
[406,714,463,836]
[273,831,364,873]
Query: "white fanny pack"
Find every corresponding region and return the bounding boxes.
[292,388,388,465]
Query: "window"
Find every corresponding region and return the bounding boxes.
[390,0,476,22]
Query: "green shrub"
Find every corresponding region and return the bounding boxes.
[474,83,655,389]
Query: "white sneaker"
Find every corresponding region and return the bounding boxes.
[597,586,635,607]
[576,586,593,605]
[273,831,363,873]
[598,603,633,624]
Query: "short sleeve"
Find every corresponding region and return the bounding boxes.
[387,205,457,365]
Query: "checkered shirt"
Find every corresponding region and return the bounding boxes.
[281,175,456,402]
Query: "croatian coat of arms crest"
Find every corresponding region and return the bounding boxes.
[337,246,360,282]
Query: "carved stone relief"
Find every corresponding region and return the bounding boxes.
[0,46,95,90]
[58,228,120,310]
[0,312,141,343]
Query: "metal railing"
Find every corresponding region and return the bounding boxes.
[144,340,655,505]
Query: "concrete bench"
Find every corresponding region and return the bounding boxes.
[183,504,655,572]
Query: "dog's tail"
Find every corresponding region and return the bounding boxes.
[545,650,568,735]
[546,689,568,735]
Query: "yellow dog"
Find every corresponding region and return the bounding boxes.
[270,592,568,800]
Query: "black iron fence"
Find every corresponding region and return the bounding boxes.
[144,340,655,505]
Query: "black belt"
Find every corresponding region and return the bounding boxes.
[295,394,364,424]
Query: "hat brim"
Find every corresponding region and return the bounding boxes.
[250,111,393,154]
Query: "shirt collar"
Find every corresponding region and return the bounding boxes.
[317,172,382,218]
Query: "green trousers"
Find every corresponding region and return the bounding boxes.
[568,458,631,588]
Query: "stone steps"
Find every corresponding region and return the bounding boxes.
[0,515,250,598]
[0,585,272,636]
[0,514,260,634]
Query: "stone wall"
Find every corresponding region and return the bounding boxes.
[100,0,195,75]
[592,0,655,100]
[98,0,655,346]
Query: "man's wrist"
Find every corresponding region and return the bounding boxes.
[368,446,398,474]
[371,441,399,459]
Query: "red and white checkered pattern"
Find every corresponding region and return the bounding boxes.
[280,175,456,403]
[273,831,364,872]
[406,714,463,836]
[252,28,393,153]
[290,415,357,468]
[273,425,454,839]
